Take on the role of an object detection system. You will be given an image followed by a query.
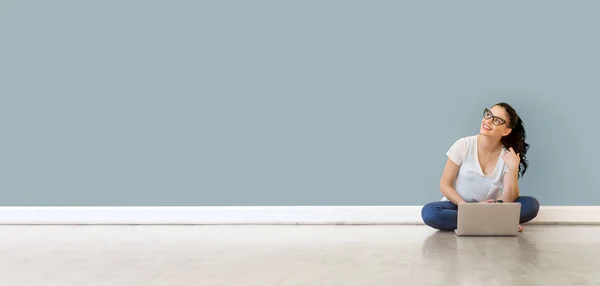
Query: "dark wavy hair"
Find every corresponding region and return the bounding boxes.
[494,102,529,178]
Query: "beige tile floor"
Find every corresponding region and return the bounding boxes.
[0,225,598,286]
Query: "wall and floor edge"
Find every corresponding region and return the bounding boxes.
[0,206,599,225]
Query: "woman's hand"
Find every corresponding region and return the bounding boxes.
[502,147,520,171]
[479,199,494,203]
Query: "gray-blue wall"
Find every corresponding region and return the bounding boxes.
[2,1,598,206]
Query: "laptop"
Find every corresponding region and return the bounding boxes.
[454,202,521,236]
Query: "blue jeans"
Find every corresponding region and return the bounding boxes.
[421,196,540,231]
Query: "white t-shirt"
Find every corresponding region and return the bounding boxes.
[441,135,509,203]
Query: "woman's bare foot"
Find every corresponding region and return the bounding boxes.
[518,225,523,232]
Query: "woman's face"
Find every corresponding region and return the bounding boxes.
[480,105,512,137]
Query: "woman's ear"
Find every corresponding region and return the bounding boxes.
[502,127,512,137]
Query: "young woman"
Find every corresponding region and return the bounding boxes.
[421,102,539,232]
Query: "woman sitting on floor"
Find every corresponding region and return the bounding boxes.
[421,102,540,232]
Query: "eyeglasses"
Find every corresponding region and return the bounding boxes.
[483,108,507,126]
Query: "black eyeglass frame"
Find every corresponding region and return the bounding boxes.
[483,108,508,126]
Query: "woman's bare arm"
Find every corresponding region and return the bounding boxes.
[439,158,466,205]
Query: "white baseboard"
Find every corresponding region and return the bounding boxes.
[0,206,598,225]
